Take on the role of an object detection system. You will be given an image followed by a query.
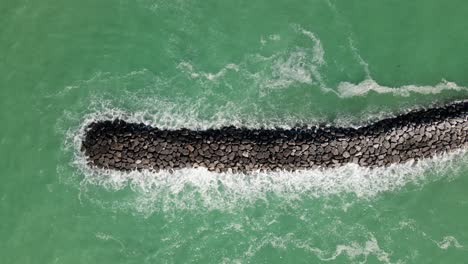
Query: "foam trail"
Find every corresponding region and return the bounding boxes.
[337,79,468,98]
[177,62,240,81]
[436,236,463,250]
[348,37,371,78]
[340,35,468,97]
[297,234,393,263]
[294,25,325,66]
[54,26,467,100]
[258,50,315,89]
[172,26,468,98]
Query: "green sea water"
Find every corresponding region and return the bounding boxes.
[2,0,468,263]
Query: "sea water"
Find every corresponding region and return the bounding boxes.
[1,0,468,263]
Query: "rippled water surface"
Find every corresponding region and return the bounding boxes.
[1,0,468,263]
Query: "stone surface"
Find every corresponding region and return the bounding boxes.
[82,101,468,172]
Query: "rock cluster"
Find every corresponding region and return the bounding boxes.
[82,101,467,172]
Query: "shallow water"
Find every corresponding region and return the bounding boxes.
[1,0,468,263]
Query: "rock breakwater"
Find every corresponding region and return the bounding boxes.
[81,101,467,172]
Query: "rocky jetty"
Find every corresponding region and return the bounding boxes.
[81,101,467,173]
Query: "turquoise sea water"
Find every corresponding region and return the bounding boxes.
[1,0,468,263]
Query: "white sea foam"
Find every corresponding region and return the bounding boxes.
[237,232,398,263]
[338,35,468,97]
[67,98,301,131]
[254,26,326,92]
[298,234,395,263]
[95,232,126,252]
[259,34,281,46]
[174,25,328,93]
[256,49,315,89]
[172,25,468,98]
[76,151,467,212]
[349,37,371,78]
[337,79,468,98]
[436,236,463,250]
[65,95,467,133]
[177,61,240,81]
[295,25,325,66]
[269,34,281,41]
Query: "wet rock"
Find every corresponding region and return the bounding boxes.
[82,101,468,172]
